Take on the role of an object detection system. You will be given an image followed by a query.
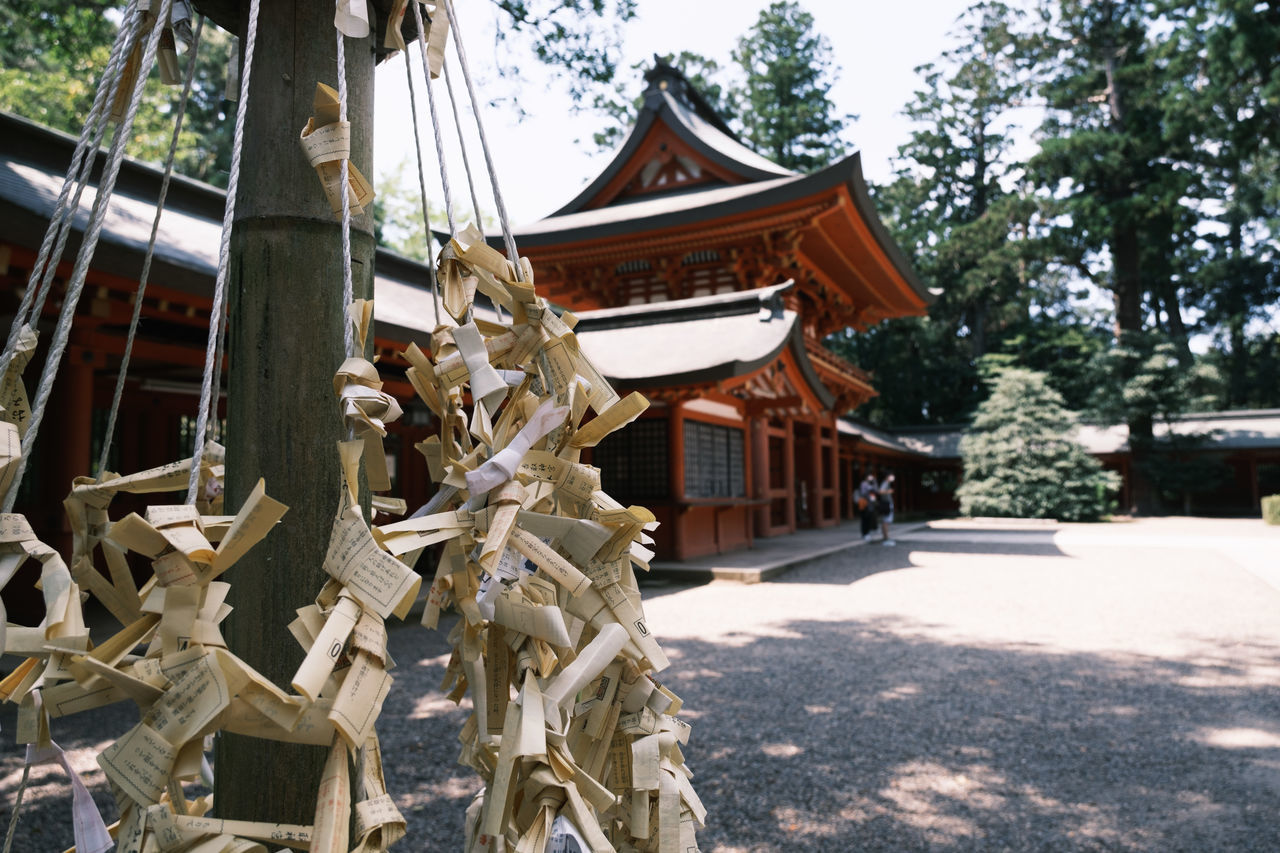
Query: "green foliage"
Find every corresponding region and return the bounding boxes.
[958,367,1120,521]
[732,1,850,172]
[372,157,485,261]
[588,4,851,174]
[487,0,637,108]
[1087,333,1224,427]
[1263,495,1280,526]
[1087,333,1234,512]
[829,2,1054,426]
[0,5,235,188]
[849,0,1279,441]
[0,0,117,133]
[1158,0,1280,406]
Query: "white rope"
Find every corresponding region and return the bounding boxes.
[207,289,229,440]
[26,8,147,331]
[402,50,442,326]
[184,0,263,505]
[335,11,356,362]
[98,14,207,480]
[440,0,523,280]
[442,62,485,237]
[3,0,176,513]
[410,0,457,236]
[0,0,141,382]
[441,56,505,322]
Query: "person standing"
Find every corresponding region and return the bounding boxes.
[858,474,879,542]
[878,472,896,545]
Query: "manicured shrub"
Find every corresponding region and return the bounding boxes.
[1263,495,1280,526]
[958,368,1120,521]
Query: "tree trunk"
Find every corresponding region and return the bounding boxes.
[1104,37,1157,515]
[214,1,375,823]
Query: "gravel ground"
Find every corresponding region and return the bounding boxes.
[4,520,1280,851]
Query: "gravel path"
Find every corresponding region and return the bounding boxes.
[4,520,1280,851]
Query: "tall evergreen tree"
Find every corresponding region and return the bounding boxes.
[732,1,849,172]
[1026,0,1206,510]
[829,2,1055,425]
[1160,0,1280,407]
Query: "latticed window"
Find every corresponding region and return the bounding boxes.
[596,418,669,500]
[683,420,745,498]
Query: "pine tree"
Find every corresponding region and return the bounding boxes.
[1160,0,1280,407]
[732,1,849,172]
[958,367,1119,521]
[828,2,1052,426]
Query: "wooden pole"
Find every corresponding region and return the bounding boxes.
[213,1,376,823]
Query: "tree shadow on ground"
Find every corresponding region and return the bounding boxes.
[776,537,1072,588]
[660,616,1280,852]
[4,568,1279,852]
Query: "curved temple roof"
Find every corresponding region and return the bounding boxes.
[0,112,443,348]
[514,63,930,313]
[571,282,836,410]
[553,61,794,216]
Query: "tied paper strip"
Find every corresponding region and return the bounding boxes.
[452,322,510,417]
[335,0,370,38]
[25,741,113,853]
[299,82,375,217]
[465,399,568,497]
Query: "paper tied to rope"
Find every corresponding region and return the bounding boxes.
[105,478,287,590]
[450,321,510,416]
[335,0,371,38]
[418,1,451,78]
[324,502,421,621]
[351,735,408,852]
[334,301,403,492]
[465,398,569,497]
[155,0,197,86]
[0,514,85,681]
[96,650,234,802]
[25,741,113,853]
[384,0,410,52]
[1,322,37,438]
[300,82,375,217]
[0,422,20,516]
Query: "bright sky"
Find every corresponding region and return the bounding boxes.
[372,0,974,227]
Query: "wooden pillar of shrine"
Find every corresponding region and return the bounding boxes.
[668,403,687,558]
[808,418,822,526]
[215,1,376,824]
[825,423,839,525]
[46,340,97,554]
[783,417,796,532]
[750,418,769,538]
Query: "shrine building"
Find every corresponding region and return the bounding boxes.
[0,60,938,571]
[506,62,933,559]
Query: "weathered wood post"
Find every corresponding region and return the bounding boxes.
[198,0,377,822]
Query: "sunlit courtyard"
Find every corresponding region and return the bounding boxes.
[5,518,1280,851]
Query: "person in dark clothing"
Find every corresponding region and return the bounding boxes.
[857,474,879,541]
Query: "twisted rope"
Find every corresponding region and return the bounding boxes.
[403,50,442,326]
[336,11,356,362]
[441,0,523,280]
[410,0,457,236]
[0,0,141,382]
[184,0,262,505]
[4,0,176,513]
[98,14,207,480]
